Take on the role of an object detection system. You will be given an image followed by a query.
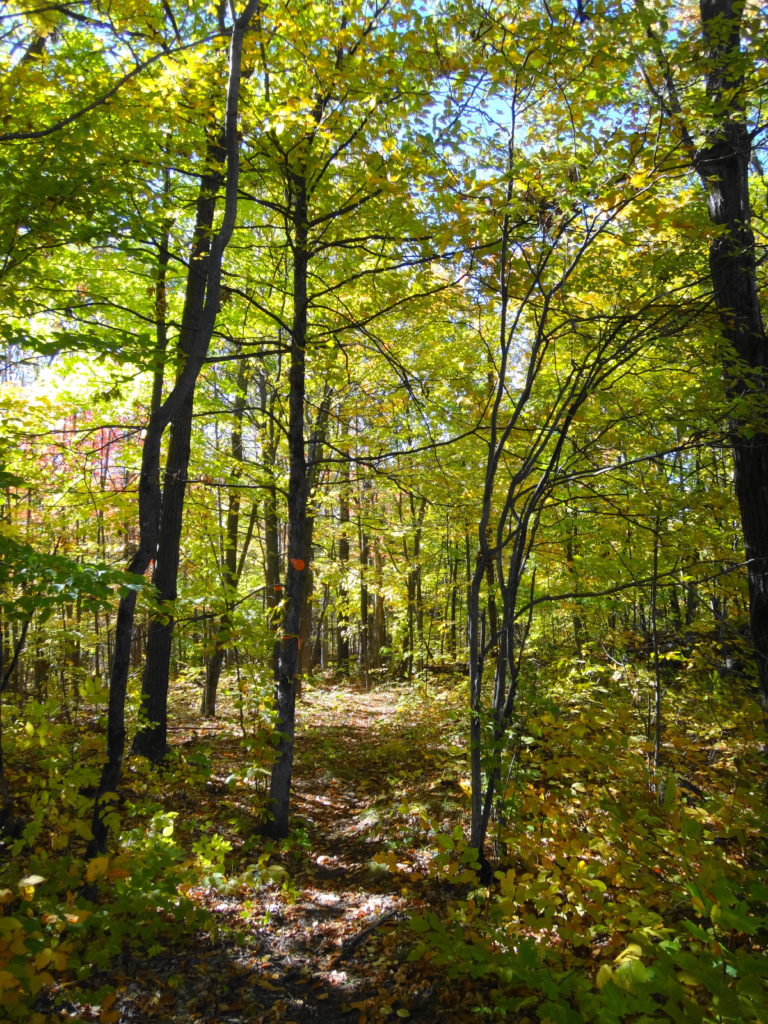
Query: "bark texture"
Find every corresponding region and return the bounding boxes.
[263,171,310,839]
[694,0,768,722]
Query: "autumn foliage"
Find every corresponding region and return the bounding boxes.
[1,0,767,1021]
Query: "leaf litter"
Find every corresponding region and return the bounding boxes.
[80,679,476,1023]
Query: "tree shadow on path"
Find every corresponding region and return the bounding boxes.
[99,679,470,1023]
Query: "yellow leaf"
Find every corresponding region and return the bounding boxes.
[85,856,110,883]
[27,970,54,995]
[615,958,649,989]
[35,948,54,970]
[614,943,643,963]
[596,964,613,990]
[677,971,699,987]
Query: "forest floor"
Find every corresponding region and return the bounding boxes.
[11,667,766,1023]
[102,679,477,1024]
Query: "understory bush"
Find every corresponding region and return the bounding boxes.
[412,666,768,1022]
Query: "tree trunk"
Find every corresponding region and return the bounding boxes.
[132,147,223,762]
[337,456,351,671]
[311,584,331,669]
[202,355,250,717]
[449,551,459,656]
[0,619,29,828]
[372,542,387,669]
[260,372,282,677]
[299,389,332,678]
[359,515,370,685]
[89,2,259,852]
[401,496,426,678]
[263,171,310,839]
[694,0,768,726]
[150,166,172,417]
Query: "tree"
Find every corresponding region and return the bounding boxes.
[424,0,716,867]
[246,0,438,837]
[200,352,256,718]
[694,0,767,725]
[89,0,260,848]
[631,0,767,732]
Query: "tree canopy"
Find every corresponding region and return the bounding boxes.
[0,1,766,1021]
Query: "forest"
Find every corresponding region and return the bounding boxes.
[0,0,766,1021]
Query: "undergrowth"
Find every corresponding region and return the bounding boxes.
[1,653,766,1023]
[0,675,275,1022]
[410,657,768,1022]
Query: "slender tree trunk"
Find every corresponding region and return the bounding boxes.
[0,697,8,827]
[263,171,310,839]
[311,583,331,669]
[150,166,172,417]
[565,524,584,653]
[261,374,282,678]
[468,549,487,859]
[650,517,663,776]
[0,620,29,828]
[299,389,332,678]
[449,551,459,656]
[337,456,351,671]
[202,356,250,716]
[372,542,386,668]
[359,514,370,686]
[403,496,426,677]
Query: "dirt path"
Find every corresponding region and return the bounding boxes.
[112,682,465,1024]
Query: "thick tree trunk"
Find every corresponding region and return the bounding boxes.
[695,0,768,724]
[132,151,222,762]
[89,2,258,852]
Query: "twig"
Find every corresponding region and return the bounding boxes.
[333,909,404,963]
